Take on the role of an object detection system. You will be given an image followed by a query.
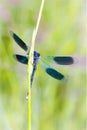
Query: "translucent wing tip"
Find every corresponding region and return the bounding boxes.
[10,31,15,38]
[73,56,78,64]
[10,30,18,40]
[9,30,13,36]
[13,54,21,62]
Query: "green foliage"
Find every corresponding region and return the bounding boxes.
[0,0,86,130]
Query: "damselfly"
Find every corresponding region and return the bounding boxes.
[10,31,76,86]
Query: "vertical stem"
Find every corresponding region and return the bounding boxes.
[27,0,45,130]
[33,0,45,43]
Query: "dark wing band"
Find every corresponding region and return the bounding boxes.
[14,54,28,64]
[42,56,75,65]
[40,59,64,80]
[10,31,28,51]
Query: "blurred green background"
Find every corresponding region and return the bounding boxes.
[0,0,86,130]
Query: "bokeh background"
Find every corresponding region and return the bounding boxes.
[0,0,86,130]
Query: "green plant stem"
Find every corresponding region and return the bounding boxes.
[27,0,45,130]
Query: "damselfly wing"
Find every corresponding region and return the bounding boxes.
[10,31,76,86]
